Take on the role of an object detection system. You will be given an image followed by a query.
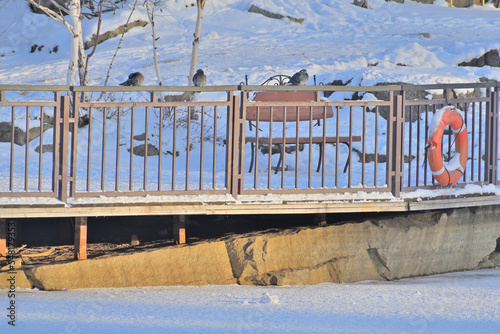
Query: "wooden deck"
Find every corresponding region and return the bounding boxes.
[1,192,499,218]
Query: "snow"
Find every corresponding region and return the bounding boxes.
[0,3,500,331]
[0,0,499,201]
[1,268,499,333]
[2,1,500,86]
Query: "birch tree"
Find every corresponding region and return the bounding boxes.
[27,0,87,88]
[188,0,205,86]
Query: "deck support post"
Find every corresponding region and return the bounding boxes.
[0,218,6,260]
[173,215,186,245]
[74,217,87,260]
[314,213,327,227]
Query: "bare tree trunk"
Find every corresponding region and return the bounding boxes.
[100,0,138,90]
[145,0,165,102]
[67,0,81,87]
[188,0,205,120]
[188,0,205,86]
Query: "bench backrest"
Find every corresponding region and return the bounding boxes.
[246,91,333,122]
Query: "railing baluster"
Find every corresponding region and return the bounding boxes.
[212,106,217,190]
[101,107,107,192]
[362,105,366,187]
[25,106,29,191]
[129,106,135,191]
[86,107,93,192]
[158,103,163,192]
[116,106,121,192]
[144,106,149,192]
[172,106,177,191]
[186,107,191,191]
[39,106,43,191]
[10,106,15,192]
[374,106,379,187]
[200,105,205,190]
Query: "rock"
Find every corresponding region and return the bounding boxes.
[128,143,160,157]
[0,119,54,146]
[24,241,236,290]
[323,78,353,98]
[459,49,500,68]
[0,122,27,145]
[0,265,32,289]
[34,144,54,153]
[133,133,147,141]
[370,82,480,123]
[225,206,500,285]
[248,4,304,24]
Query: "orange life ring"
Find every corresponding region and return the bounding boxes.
[427,107,468,187]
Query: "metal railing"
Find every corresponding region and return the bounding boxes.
[0,82,498,203]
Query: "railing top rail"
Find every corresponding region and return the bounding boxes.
[240,84,403,92]
[0,85,239,93]
[0,82,498,93]
[0,85,70,91]
[71,85,240,92]
[402,81,499,90]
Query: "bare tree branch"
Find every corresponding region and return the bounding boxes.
[27,0,74,34]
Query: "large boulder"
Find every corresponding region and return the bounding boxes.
[0,121,53,146]
[29,0,92,15]
[24,241,236,290]
[459,49,500,68]
[225,205,500,285]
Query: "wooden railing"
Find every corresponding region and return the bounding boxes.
[0,82,498,203]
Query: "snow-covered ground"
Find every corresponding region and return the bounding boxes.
[1,2,500,332]
[1,268,499,333]
[1,0,500,199]
[1,0,500,87]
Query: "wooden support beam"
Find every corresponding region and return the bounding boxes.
[0,218,6,260]
[173,215,186,245]
[74,217,87,260]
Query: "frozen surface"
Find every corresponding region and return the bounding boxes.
[1,268,499,333]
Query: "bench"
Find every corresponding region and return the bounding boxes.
[245,90,361,173]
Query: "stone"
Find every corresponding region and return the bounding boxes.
[0,270,32,289]
[370,82,480,122]
[0,121,54,146]
[459,49,500,68]
[248,5,304,24]
[225,206,500,285]
[24,241,236,290]
[128,143,160,157]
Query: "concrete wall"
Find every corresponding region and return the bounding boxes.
[1,205,499,290]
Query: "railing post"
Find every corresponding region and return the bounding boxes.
[484,86,499,184]
[387,90,405,198]
[58,95,71,202]
[229,91,244,198]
